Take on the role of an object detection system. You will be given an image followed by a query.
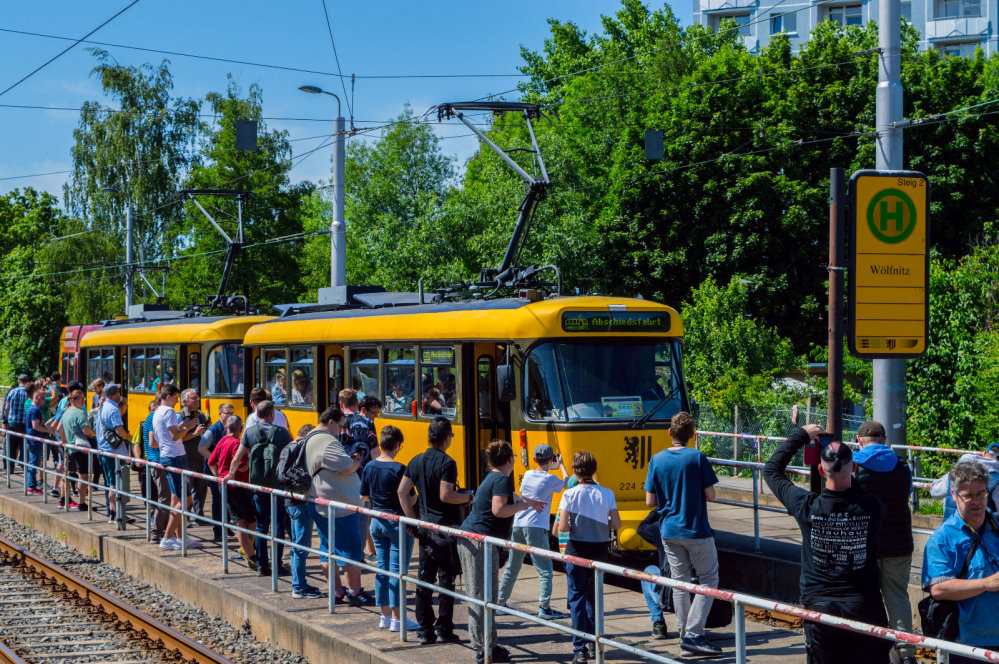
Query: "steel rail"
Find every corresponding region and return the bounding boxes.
[0,533,235,664]
[0,640,28,664]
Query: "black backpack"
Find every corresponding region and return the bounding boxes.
[276,430,324,494]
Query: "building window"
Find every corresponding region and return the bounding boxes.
[901,2,912,20]
[827,4,863,26]
[772,12,797,33]
[935,0,980,17]
[937,41,981,56]
[716,13,752,36]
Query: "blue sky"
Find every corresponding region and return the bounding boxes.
[0,1,685,204]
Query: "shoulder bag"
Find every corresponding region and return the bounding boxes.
[918,537,980,641]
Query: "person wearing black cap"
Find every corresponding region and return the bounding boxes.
[763,424,891,664]
[853,421,916,664]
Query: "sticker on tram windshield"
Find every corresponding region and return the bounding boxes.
[601,396,644,418]
[562,311,671,333]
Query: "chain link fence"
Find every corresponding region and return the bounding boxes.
[691,403,867,471]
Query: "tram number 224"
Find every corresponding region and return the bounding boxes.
[619,482,637,491]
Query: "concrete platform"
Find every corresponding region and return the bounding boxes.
[0,470,813,664]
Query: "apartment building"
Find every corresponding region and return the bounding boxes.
[693,0,996,56]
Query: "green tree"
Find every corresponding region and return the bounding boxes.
[0,189,70,375]
[63,50,201,318]
[170,78,311,311]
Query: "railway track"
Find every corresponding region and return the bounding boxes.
[0,534,233,664]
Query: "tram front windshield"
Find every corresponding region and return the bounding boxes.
[524,340,684,422]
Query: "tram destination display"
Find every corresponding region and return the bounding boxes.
[561,311,671,333]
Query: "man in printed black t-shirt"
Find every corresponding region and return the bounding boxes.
[397,416,473,645]
[764,424,890,664]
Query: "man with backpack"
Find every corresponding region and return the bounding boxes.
[277,423,324,599]
[229,400,291,576]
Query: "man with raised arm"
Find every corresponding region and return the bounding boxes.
[763,424,891,664]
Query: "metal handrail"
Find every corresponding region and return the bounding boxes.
[1,426,997,663]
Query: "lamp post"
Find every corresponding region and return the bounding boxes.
[299,84,347,305]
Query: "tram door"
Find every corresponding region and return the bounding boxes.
[470,343,510,486]
[324,345,345,410]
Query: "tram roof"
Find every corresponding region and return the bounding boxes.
[244,296,683,345]
[80,315,274,347]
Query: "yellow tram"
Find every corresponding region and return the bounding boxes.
[243,295,687,551]
[79,315,272,433]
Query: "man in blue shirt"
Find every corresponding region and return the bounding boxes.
[644,411,721,657]
[3,374,29,473]
[25,384,56,494]
[923,461,999,661]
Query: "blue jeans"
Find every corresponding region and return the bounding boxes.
[370,517,414,608]
[640,564,664,623]
[25,438,43,490]
[252,492,286,569]
[286,501,314,592]
[497,525,555,607]
[566,561,595,654]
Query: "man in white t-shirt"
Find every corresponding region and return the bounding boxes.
[151,384,198,551]
[557,451,620,664]
[244,386,289,431]
[497,443,568,618]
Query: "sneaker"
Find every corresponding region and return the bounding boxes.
[28,488,42,495]
[378,615,391,629]
[292,586,324,599]
[49,488,60,497]
[538,605,566,620]
[256,565,272,577]
[68,501,80,510]
[277,563,291,577]
[476,646,511,664]
[436,630,462,643]
[183,537,203,549]
[418,632,437,645]
[389,617,419,632]
[150,535,162,545]
[159,538,181,550]
[572,650,588,664]
[346,589,374,607]
[680,634,722,657]
[651,620,668,640]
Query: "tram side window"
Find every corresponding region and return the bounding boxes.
[523,343,565,421]
[328,355,344,407]
[350,347,379,402]
[146,347,162,391]
[129,348,147,392]
[207,344,245,396]
[383,347,415,414]
[264,348,288,405]
[162,347,178,387]
[477,356,494,419]
[67,355,77,385]
[420,345,456,418]
[290,347,315,406]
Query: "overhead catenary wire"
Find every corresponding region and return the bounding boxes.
[0,0,144,99]
[319,0,354,123]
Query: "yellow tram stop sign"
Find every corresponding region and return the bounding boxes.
[848,170,930,359]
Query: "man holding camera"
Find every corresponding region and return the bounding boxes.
[763,424,891,664]
[497,443,569,618]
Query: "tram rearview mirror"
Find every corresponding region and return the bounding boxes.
[497,364,516,402]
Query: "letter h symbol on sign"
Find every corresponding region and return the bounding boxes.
[880,200,904,231]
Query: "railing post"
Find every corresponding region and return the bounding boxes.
[327,508,336,614]
[398,519,407,642]
[270,492,278,592]
[594,568,604,664]
[221,479,229,574]
[62,446,69,511]
[114,456,125,531]
[87,453,94,520]
[752,468,760,552]
[909,450,920,513]
[734,600,747,664]
[144,462,151,541]
[484,541,494,661]
[180,473,188,556]
[937,649,948,663]
[4,431,9,489]
[22,440,27,496]
[42,439,48,503]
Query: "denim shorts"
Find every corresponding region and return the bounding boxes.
[160,455,190,498]
[311,507,363,567]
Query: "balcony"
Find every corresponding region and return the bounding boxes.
[702,0,757,11]
[925,15,989,39]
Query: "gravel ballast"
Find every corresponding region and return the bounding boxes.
[0,513,309,664]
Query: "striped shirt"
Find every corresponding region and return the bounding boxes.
[4,386,27,424]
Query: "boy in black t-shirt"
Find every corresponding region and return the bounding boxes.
[397,417,472,644]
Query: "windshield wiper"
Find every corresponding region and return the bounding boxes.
[630,385,680,430]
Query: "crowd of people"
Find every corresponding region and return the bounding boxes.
[5,369,999,662]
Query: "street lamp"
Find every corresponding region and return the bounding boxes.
[299,84,347,306]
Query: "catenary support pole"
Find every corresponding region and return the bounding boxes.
[828,167,845,452]
[125,205,134,312]
[331,115,346,299]
[873,0,907,447]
